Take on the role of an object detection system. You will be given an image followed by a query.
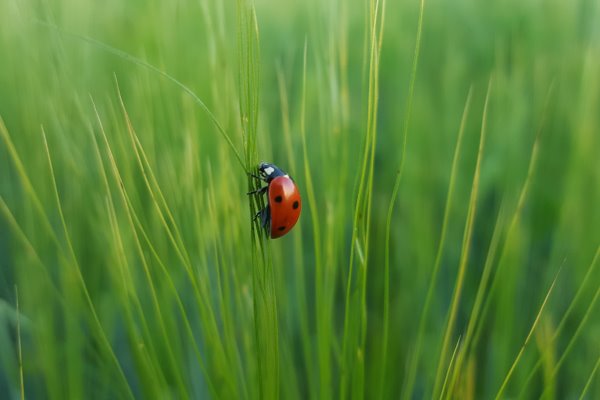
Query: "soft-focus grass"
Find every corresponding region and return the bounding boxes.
[1,0,600,399]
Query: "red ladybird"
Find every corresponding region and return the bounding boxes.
[248,162,302,238]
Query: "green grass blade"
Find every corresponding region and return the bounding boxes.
[299,40,330,399]
[444,201,507,397]
[493,267,561,400]
[42,127,136,399]
[539,246,600,399]
[15,285,24,400]
[400,84,470,400]
[432,78,492,399]
[579,350,600,400]
[340,0,385,397]
[34,19,246,172]
[470,81,555,358]
[383,1,426,395]
[518,245,600,397]
[439,336,462,400]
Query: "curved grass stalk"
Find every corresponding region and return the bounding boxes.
[89,104,220,397]
[15,286,25,400]
[493,267,561,400]
[42,127,137,399]
[34,19,246,172]
[2,117,134,399]
[538,246,600,399]
[114,76,194,267]
[340,0,384,397]
[104,198,170,396]
[579,349,600,400]
[443,202,507,398]
[298,40,330,399]
[113,79,196,280]
[89,111,171,394]
[276,63,315,398]
[439,337,462,400]
[432,78,492,400]
[0,197,65,304]
[0,118,61,250]
[380,0,426,396]
[470,81,555,363]
[363,1,386,392]
[359,0,387,393]
[104,86,225,323]
[205,167,250,399]
[399,83,469,400]
[517,244,600,397]
[107,79,233,390]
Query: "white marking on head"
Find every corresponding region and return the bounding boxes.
[264,167,275,175]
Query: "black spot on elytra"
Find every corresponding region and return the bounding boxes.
[278,226,286,231]
[293,201,299,209]
[275,195,283,203]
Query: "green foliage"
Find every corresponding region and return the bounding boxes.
[1,0,599,399]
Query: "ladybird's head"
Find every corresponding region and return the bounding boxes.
[258,162,287,182]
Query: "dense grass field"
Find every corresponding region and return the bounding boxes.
[1,0,599,398]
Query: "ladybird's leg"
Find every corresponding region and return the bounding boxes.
[248,172,266,182]
[252,206,269,224]
[260,205,271,230]
[246,186,268,196]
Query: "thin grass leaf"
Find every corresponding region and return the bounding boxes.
[41,126,135,400]
[579,350,600,400]
[432,77,492,399]
[518,245,600,397]
[444,201,508,397]
[383,2,427,396]
[539,246,600,399]
[400,83,470,400]
[494,266,562,400]
[275,64,315,399]
[298,39,331,399]
[470,81,555,356]
[15,285,24,400]
[34,19,247,171]
[0,197,64,304]
[340,1,386,396]
[439,336,462,400]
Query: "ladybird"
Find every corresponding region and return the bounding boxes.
[248,162,302,239]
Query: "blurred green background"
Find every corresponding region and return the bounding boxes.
[1,0,599,399]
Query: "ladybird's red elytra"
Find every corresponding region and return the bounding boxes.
[268,175,302,238]
[248,162,302,239]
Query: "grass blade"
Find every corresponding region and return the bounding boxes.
[493,267,562,400]
[15,285,24,400]
[34,19,246,172]
[382,1,427,396]
[579,350,600,400]
[400,84,470,400]
[432,78,492,399]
